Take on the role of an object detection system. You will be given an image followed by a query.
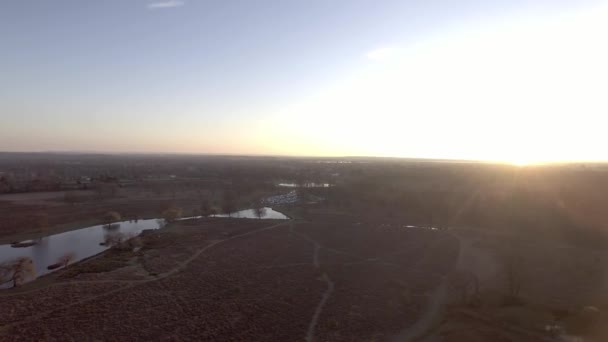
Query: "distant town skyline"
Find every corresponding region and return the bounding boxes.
[1,0,607,164]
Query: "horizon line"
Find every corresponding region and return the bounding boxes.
[0,150,605,165]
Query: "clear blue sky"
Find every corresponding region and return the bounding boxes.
[1,0,606,162]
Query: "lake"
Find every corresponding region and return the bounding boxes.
[0,207,288,286]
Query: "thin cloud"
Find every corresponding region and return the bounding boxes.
[147,1,185,9]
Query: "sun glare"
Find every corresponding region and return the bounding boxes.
[266,4,608,162]
[509,159,532,167]
[500,155,545,167]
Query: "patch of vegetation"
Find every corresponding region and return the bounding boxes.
[140,231,180,250]
[59,250,134,279]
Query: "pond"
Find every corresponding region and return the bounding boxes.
[264,191,298,205]
[0,207,288,287]
[212,207,289,219]
[277,183,333,188]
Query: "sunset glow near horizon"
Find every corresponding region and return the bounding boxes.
[1,1,607,164]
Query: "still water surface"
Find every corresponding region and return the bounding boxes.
[277,183,333,188]
[0,207,288,282]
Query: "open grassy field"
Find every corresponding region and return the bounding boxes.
[0,209,459,341]
[426,228,608,342]
[0,185,276,244]
[0,189,188,243]
[3,156,608,341]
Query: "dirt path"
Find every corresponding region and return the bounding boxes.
[298,228,335,342]
[391,234,462,342]
[306,272,335,342]
[392,280,448,342]
[296,224,452,342]
[1,221,290,330]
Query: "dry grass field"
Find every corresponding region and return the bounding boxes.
[0,210,459,341]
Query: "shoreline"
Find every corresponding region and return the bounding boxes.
[0,215,161,245]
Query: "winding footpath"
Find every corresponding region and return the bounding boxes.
[391,280,448,342]
[2,220,460,342]
[305,239,335,342]
[392,234,462,342]
[0,221,290,331]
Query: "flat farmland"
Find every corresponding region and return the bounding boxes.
[0,194,202,244]
[0,214,459,341]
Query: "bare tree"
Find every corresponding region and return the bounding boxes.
[0,263,9,286]
[221,191,237,217]
[0,257,36,288]
[103,211,121,228]
[253,200,266,219]
[498,247,525,300]
[0,176,11,193]
[58,253,75,269]
[162,207,183,223]
[200,199,212,217]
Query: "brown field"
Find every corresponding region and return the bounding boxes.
[428,229,608,342]
[0,187,274,244]
[3,156,608,341]
[0,190,188,244]
[0,211,459,341]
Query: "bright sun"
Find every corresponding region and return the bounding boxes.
[510,160,531,167]
[502,157,539,167]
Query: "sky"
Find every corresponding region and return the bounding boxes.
[1,0,607,163]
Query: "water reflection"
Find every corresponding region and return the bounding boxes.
[1,219,162,284]
[213,207,289,219]
[0,207,289,285]
[277,183,332,188]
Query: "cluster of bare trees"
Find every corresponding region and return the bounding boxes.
[200,199,222,217]
[253,200,266,219]
[0,257,36,288]
[447,246,526,307]
[47,253,76,270]
[221,191,237,217]
[221,191,267,219]
[1,253,79,287]
[99,191,266,226]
